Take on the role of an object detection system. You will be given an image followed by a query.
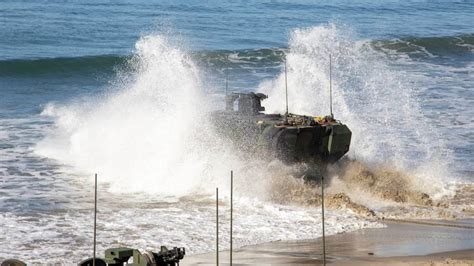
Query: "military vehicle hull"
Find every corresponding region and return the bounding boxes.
[211,93,351,165]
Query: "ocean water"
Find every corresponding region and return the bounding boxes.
[0,1,473,263]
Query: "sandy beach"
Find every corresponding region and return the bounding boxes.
[184,220,474,265]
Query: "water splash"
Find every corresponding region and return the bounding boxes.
[36,35,224,196]
[258,24,454,199]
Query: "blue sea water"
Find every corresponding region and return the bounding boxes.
[0,1,473,263]
[1,0,473,58]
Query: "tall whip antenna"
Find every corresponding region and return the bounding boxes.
[284,58,289,123]
[329,54,333,118]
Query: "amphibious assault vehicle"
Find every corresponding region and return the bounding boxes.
[211,92,351,164]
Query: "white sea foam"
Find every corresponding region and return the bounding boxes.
[0,191,381,264]
[0,130,8,140]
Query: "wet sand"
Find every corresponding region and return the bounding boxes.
[184,220,474,265]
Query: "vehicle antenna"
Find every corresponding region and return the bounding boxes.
[93,173,97,266]
[284,58,289,123]
[329,54,333,118]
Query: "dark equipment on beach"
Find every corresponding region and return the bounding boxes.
[105,247,185,266]
[79,246,185,266]
[211,92,352,165]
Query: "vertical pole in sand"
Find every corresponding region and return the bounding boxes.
[230,170,233,265]
[216,187,219,266]
[93,173,97,266]
[321,175,326,266]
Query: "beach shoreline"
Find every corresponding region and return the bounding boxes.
[184,219,474,265]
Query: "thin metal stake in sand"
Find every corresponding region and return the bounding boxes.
[216,187,219,266]
[321,175,326,266]
[230,170,233,265]
[93,173,97,266]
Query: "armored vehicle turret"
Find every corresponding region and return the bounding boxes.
[211,92,351,164]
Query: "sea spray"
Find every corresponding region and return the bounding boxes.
[36,35,226,196]
[258,24,454,199]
